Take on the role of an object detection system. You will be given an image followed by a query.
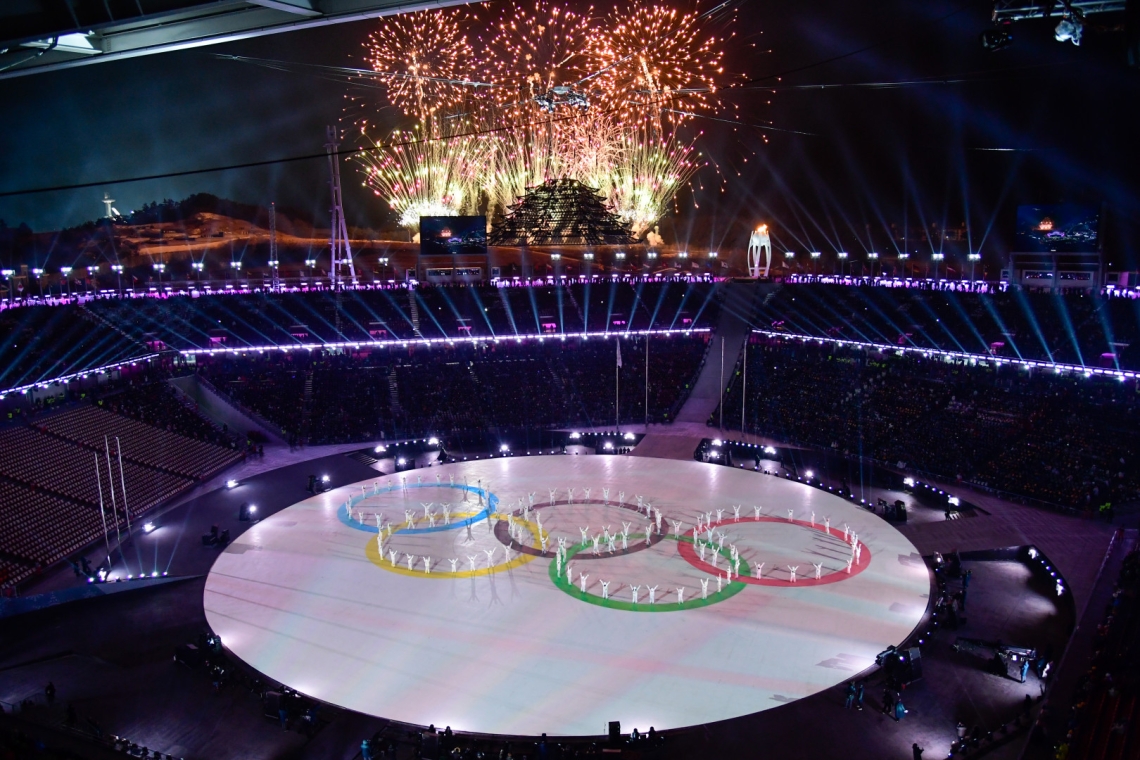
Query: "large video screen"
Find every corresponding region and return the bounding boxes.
[420,216,487,256]
[1015,204,1100,252]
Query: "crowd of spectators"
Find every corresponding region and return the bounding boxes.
[754,284,1140,371]
[193,333,710,443]
[717,336,1140,511]
[87,280,718,349]
[1050,541,1139,759]
[98,378,236,448]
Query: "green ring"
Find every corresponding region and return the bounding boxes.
[548,535,750,612]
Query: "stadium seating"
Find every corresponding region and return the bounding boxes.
[717,335,1140,511]
[0,392,243,587]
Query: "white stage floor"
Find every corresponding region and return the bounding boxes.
[204,456,930,736]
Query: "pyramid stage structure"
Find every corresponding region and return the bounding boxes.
[489,178,635,247]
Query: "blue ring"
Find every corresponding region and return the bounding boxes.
[337,482,497,534]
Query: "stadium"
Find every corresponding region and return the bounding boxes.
[1,1,1139,760]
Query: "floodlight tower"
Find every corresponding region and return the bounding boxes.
[269,202,280,290]
[325,126,356,288]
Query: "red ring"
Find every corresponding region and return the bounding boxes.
[676,517,871,586]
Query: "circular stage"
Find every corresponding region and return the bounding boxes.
[203,456,930,736]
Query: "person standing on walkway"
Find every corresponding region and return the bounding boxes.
[855,681,865,710]
[844,682,856,708]
[913,743,924,759]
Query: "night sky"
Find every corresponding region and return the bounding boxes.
[0,0,1137,267]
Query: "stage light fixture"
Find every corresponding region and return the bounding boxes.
[980,26,1014,51]
[603,441,614,450]
[249,505,257,514]
[569,432,581,439]
[226,479,239,489]
[623,432,635,440]
[322,475,330,482]
[805,470,814,479]
[143,522,156,533]
[428,437,439,446]
[499,443,510,452]
[374,445,386,453]
[1055,17,1082,44]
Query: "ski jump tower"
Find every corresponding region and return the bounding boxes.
[325,126,356,288]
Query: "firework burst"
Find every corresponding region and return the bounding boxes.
[356,121,491,229]
[353,1,732,237]
[590,2,726,122]
[365,8,478,120]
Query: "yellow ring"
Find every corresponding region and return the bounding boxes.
[365,516,544,578]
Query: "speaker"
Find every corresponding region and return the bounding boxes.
[608,721,621,743]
